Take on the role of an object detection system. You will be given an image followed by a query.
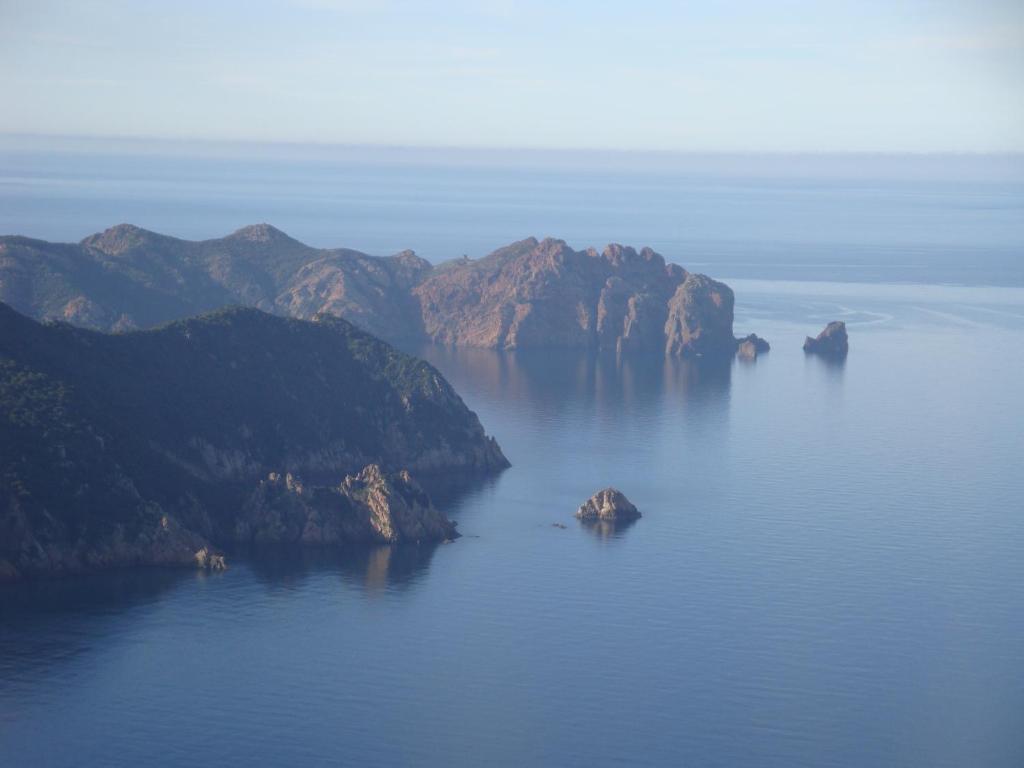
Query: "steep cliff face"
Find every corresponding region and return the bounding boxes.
[664,274,737,358]
[1,226,750,357]
[413,237,736,356]
[0,302,505,579]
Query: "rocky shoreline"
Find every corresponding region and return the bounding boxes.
[0,302,506,581]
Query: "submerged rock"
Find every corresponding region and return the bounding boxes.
[736,333,771,360]
[803,321,849,358]
[575,488,641,522]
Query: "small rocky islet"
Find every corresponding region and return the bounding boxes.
[575,488,641,522]
[736,333,771,360]
[804,321,850,359]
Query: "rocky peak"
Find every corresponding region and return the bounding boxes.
[81,223,164,255]
[387,249,434,282]
[601,243,639,266]
[228,223,294,244]
[530,237,571,263]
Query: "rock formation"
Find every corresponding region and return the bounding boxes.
[736,333,771,360]
[237,466,458,545]
[575,488,641,522]
[194,546,228,571]
[663,273,736,357]
[415,237,747,357]
[0,301,504,579]
[1,226,754,359]
[803,321,849,358]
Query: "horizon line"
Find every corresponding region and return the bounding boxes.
[2,131,1022,159]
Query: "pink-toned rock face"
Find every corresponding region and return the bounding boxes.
[414,236,737,356]
[1,225,747,357]
[664,273,737,358]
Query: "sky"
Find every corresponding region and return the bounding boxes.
[0,0,1022,152]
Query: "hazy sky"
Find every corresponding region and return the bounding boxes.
[1,0,1022,152]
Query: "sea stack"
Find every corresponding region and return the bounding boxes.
[803,321,849,359]
[575,488,641,522]
[736,333,770,360]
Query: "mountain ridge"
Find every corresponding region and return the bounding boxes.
[1,225,753,357]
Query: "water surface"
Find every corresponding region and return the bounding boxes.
[3,281,1023,767]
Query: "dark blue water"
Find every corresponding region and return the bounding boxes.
[2,147,1024,766]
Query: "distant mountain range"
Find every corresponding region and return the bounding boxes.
[0,302,507,580]
[0,224,746,358]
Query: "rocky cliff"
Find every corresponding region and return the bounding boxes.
[0,302,506,580]
[414,237,707,354]
[238,466,458,545]
[1,226,752,358]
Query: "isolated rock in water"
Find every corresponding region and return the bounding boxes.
[803,321,849,358]
[736,333,770,359]
[575,488,641,521]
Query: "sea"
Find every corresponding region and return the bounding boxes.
[1,137,1023,767]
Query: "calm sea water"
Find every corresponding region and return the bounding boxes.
[2,147,1024,766]
[1,142,1023,285]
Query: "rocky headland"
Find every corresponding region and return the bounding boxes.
[0,302,505,580]
[1,225,762,359]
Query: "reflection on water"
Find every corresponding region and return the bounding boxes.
[417,469,503,512]
[578,517,639,540]
[236,543,443,593]
[417,344,733,418]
